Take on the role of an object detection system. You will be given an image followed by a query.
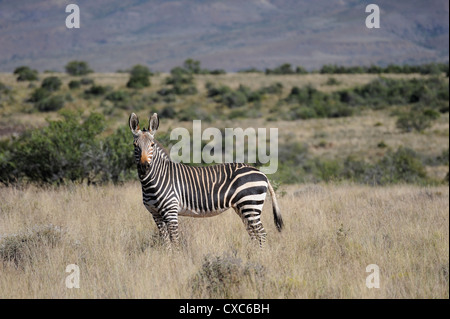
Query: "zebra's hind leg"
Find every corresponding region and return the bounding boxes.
[234,207,267,249]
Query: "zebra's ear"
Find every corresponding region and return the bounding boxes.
[129,113,140,135]
[149,113,159,136]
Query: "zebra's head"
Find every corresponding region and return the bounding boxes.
[129,112,159,176]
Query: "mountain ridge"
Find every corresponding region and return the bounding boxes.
[0,0,448,72]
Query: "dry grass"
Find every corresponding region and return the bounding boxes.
[0,182,448,298]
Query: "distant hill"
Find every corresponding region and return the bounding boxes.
[0,0,448,72]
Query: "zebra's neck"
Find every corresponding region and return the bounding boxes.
[139,144,171,185]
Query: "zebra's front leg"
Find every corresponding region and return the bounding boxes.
[163,209,180,250]
[148,209,171,249]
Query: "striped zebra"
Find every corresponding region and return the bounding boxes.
[129,112,283,249]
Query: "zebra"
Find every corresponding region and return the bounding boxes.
[129,112,283,249]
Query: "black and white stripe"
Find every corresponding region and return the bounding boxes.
[129,113,283,249]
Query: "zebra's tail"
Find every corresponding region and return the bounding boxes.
[267,180,284,232]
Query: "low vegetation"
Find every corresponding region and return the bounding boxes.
[0,183,447,298]
[0,60,448,299]
[0,60,448,187]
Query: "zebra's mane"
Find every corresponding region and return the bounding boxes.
[154,139,170,158]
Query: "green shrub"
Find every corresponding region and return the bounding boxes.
[80,77,94,85]
[105,90,130,102]
[266,63,295,75]
[284,84,353,119]
[68,80,81,89]
[348,77,449,109]
[438,148,449,166]
[271,142,431,185]
[41,76,62,92]
[259,82,283,95]
[377,141,388,148]
[127,65,152,89]
[371,147,428,184]
[177,104,212,122]
[238,67,263,73]
[173,83,198,95]
[326,77,341,85]
[206,83,231,98]
[100,125,135,183]
[35,95,65,112]
[396,108,440,132]
[0,112,96,184]
[229,109,248,119]
[85,84,108,96]
[183,58,201,74]
[65,60,93,76]
[295,66,308,74]
[28,87,50,103]
[160,106,176,119]
[222,90,247,108]
[167,67,193,83]
[313,158,342,182]
[14,66,38,81]
[343,147,428,185]
[0,112,136,185]
[209,69,226,75]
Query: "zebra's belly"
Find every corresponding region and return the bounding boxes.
[178,207,229,218]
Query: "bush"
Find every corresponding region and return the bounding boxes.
[266,63,296,75]
[6,112,104,184]
[313,158,342,182]
[342,147,428,185]
[396,108,440,132]
[349,77,449,109]
[68,80,81,89]
[222,90,247,108]
[35,95,65,112]
[191,252,265,298]
[326,77,341,85]
[206,83,231,98]
[41,76,62,92]
[100,125,136,183]
[284,84,353,119]
[166,67,194,86]
[28,87,50,103]
[127,65,152,89]
[259,82,283,95]
[14,66,38,81]
[65,60,93,76]
[209,69,226,75]
[177,104,212,122]
[80,77,94,85]
[160,106,176,119]
[183,58,201,74]
[271,141,431,185]
[295,66,308,74]
[105,90,130,102]
[0,224,62,268]
[372,147,428,184]
[85,84,108,96]
[173,83,198,95]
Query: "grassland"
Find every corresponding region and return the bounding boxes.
[0,182,448,298]
[0,70,448,298]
